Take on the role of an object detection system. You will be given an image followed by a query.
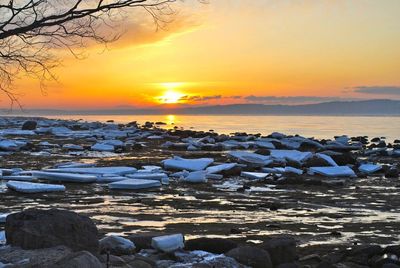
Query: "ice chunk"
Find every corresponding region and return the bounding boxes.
[206,163,237,174]
[91,143,115,152]
[241,171,270,180]
[163,157,214,171]
[228,151,272,166]
[270,150,312,163]
[96,176,128,183]
[62,144,84,150]
[359,163,382,174]
[255,141,275,149]
[182,171,208,183]
[0,175,37,182]
[0,213,9,223]
[126,173,168,182]
[109,179,161,190]
[308,166,356,177]
[284,166,303,175]
[55,162,95,168]
[45,166,137,175]
[316,153,339,167]
[32,171,97,183]
[151,234,184,253]
[6,181,65,193]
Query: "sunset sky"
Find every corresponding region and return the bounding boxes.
[8,0,400,109]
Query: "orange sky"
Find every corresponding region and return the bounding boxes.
[6,0,400,109]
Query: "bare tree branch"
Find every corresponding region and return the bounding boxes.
[0,0,208,108]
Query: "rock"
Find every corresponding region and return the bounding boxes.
[185,238,238,254]
[371,254,400,267]
[261,236,297,266]
[22,120,37,130]
[55,250,102,268]
[304,156,331,168]
[127,259,152,268]
[100,235,136,255]
[350,245,383,257]
[330,152,357,166]
[226,246,273,268]
[386,167,399,178]
[5,208,99,253]
[0,245,72,267]
[382,264,400,268]
[99,254,129,267]
[277,263,299,268]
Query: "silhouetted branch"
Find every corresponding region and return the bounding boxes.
[0,0,208,108]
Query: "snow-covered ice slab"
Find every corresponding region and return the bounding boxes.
[32,171,97,183]
[45,166,137,175]
[151,234,184,253]
[0,213,9,223]
[309,166,356,177]
[255,141,275,149]
[241,172,270,180]
[55,162,95,168]
[91,143,115,152]
[126,173,168,182]
[182,171,207,183]
[228,151,272,166]
[1,175,37,182]
[316,153,338,167]
[359,164,382,174]
[163,157,214,171]
[96,176,128,183]
[108,179,161,190]
[6,181,65,193]
[206,163,237,174]
[270,150,312,163]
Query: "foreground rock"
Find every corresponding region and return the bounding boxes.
[54,250,102,268]
[99,235,136,255]
[5,208,99,253]
[226,246,273,268]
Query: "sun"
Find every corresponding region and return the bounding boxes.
[159,90,184,104]
[156,82,186,104]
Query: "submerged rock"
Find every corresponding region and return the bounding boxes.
[5,208,99,253]
[54,250,102,268]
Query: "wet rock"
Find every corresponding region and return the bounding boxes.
[261,236,297,266]
[0,245,72,267]
[99,254,129,267]
[226,246,273,268]
[330,152,357,166]
[99,235,136,255]
[54,250,102,268]
[276,263,299,268]
[382,264,400,268]
[127,259,152,268]
[350,245,383,257]
[5,208,99,253]
[304,156,331,167]
[185,238,237,254]
[385,246,400,256]
[370,254,400,268]
[21,120,37,130]
[385,167,399,178]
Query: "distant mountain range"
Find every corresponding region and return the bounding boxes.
[3,99,400,116]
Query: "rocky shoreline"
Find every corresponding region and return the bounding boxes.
[0,117,399,267]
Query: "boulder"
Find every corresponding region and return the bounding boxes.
[5,208,99,253]
[22,120,37,130]
[128,232,168,251]
[330,152,357,166]
[54,251,102,268]
[261,236,297,266]
[226,246,273,268]
[100,235,136,255]
[185,238,238,254]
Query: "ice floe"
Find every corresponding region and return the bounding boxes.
[6,181,66,193]
[108,179,161,190]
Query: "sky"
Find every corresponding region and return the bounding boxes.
[7,0,400,109]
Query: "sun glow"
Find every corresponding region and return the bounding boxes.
[157,82,186,104]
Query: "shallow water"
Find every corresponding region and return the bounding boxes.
[44,115,400,142]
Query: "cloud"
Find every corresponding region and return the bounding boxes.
[352,86,400,95]
[179,95,222,102]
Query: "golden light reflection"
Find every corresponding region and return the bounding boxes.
[166,115,176,125]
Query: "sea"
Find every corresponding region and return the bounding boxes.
[39,114,400,142]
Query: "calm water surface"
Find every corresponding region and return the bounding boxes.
[47,115,400,141]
